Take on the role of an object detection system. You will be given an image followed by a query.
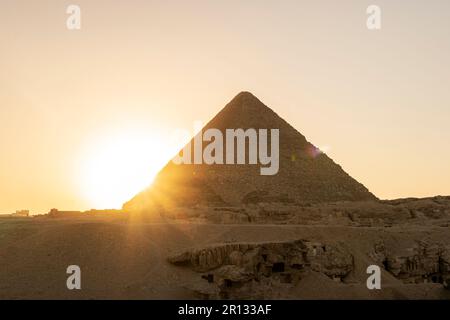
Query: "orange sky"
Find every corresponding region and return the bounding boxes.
[1,0,450,214]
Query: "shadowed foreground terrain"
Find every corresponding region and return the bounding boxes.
[1,198,449,300]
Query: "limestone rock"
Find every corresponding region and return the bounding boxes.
[167,239,354,299]
[382,242,450,286]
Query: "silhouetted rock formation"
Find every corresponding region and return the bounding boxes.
[124,92,376,212]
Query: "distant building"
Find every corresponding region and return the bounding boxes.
[11,210,30,217]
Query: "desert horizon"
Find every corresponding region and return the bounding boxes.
[2,91,450,216]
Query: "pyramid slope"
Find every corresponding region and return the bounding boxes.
[124,92,376,211]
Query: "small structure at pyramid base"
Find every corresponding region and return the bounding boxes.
[11,210,30,217]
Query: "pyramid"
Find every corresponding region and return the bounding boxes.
[123,92,376,211]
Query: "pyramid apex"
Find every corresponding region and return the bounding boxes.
[224,91,270,114]
[230,91,261,104]
[236,91,256,97]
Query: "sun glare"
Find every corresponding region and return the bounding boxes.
[78,129,173,209]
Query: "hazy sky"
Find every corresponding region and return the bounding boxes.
[1,0,449,213]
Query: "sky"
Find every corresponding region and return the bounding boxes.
[1,0,449,214]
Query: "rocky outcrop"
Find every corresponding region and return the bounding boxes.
[441,249,450,290]
[168,240,353,299]
[154,196,450,226]
[372,241,450,287]
[385,196,450,220]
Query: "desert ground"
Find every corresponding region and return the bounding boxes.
[1,199,449,300]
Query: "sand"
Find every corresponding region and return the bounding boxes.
[1,215,449,300]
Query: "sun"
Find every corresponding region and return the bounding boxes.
[78,129,174,209]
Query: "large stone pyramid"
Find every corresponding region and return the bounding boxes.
[123,92,376,211]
